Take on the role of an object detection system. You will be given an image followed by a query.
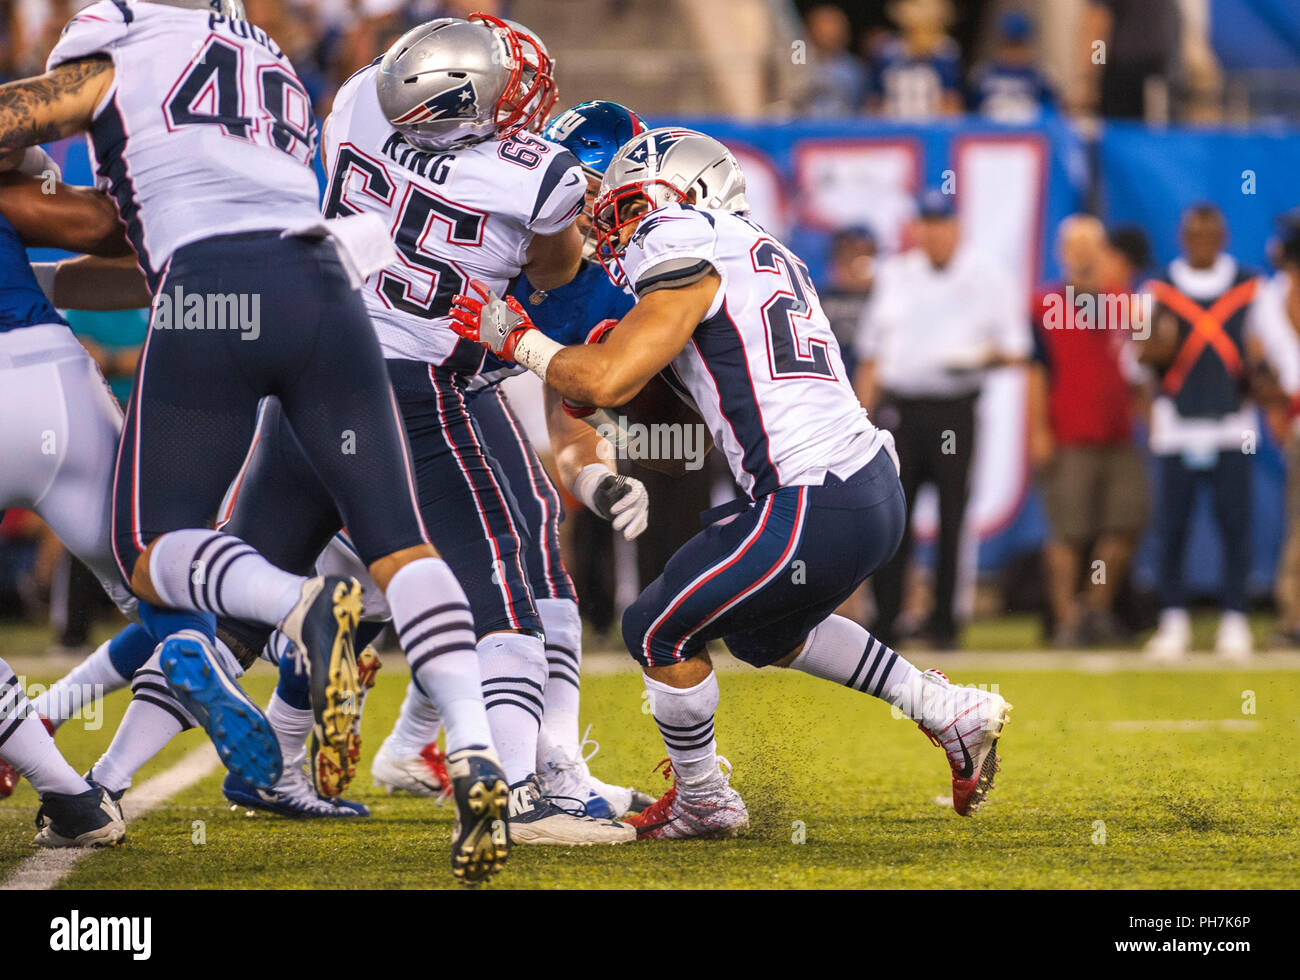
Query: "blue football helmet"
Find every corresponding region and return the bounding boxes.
[542,100,648,177]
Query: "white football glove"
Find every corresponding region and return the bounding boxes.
[573,464,648,540]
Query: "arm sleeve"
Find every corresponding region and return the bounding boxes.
[622,206,720,298]
[45,1,130,70]
[528,148,585,236]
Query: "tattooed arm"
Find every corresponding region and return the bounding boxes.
[0,57,114,155]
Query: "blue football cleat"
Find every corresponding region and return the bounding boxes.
[159,630,282,789]
[222,770,370,819]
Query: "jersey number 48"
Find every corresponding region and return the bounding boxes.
[164,35,315,165]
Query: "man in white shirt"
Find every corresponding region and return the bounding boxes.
[855,190,1031,647]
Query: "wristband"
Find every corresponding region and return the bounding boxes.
[572,463,613,511]
[512,329,563,381]
[31,262,59,304]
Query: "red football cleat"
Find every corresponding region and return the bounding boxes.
[0,758,18,798]
[419,741,453,799]
[627,758,748,840]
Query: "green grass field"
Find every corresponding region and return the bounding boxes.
[1,620,1297,889]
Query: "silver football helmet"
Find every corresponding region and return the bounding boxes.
[376,18,517,152]
[144,0,246,18]
[598,128,750,218]
[592,128,749,285]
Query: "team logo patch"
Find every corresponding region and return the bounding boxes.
[391,79,479,126]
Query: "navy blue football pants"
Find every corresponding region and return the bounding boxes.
[112,231,428,579]
[623,448,906,669]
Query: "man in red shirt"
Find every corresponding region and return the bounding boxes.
[1029,215,1150,646]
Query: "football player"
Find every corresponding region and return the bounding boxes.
[450,128,1014,837]
[371,99,656,818]
[0,0,509,883]
[172,15,634,844]
[0,162,145,845]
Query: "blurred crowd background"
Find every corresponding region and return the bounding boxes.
[4,0,1300,657]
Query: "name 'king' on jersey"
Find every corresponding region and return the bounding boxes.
[620,203,890,499]
[321,61,585,373]
[46,1,323,289]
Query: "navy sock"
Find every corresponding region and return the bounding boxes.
[107,623,157,677]
[138,601,217,646]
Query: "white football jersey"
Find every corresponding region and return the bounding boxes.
[622,204,887,497]
[321,63,585,371]
[47,1,323,287]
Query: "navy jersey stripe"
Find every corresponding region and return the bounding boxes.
[110,0,134,23]
[530,148,581,224]
[692,299,779,497]
[90,96,155,289]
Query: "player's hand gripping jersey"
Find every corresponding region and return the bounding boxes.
[620,203,890,498]
[321,62,585,372]
[47,1,323,288]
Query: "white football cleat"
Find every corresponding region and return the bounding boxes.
[507,775,635,845]
[538,726,654,819]
[1214,611,1253,663]
[627,758,749,840]
[372,736,450,799]
[915,670,1011,816]
[1145,608,1191,663]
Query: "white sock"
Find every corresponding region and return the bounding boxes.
[0,665,88,795]
[386,558,492,755]
[387,680,443,757]
[645,671,721,797]
[791,615,928,719]
[537,598,581,764]
[149,528,303,625]
[32,639,129,729]
[265,692,312,784]
[479,631,546,785]
[93,649,198,794]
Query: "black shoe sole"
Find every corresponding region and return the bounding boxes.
[451,776,510,886]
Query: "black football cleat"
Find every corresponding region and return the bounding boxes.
[279,575,364,798]
[33,785,126,849]
[446,748,510,886]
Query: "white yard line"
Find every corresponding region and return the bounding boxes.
[0,742,220,891]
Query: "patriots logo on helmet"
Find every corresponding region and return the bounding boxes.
[391,79,479,126]
[626,129,695,165]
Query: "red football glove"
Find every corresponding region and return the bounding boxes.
[450,279,538,363]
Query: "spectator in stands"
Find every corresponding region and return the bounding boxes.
[868,0,962,119]
[968,10,1056,123]
[855,189,1031,648]
[1263,213,1300,646]
[1139,204,1296,661]
[1101,224,1154,293]
[1029,215,1148,648]
[800,3,868,116]
[819,226,877,380]
[1077,0,1182,119]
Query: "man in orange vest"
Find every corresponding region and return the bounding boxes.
[1139,204,1293,662]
